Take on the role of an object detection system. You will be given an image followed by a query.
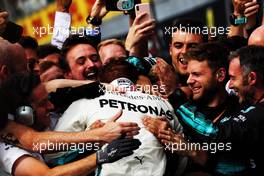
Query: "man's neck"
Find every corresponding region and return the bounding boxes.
[206,89,227,108]
[253,88,264,104]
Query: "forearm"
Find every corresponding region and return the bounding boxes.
[3,121,104,153]
[129,42,148,58]
[30,129,104,153]
[228,25,245,37]
[46,153,96,176]
[45,79,94,93]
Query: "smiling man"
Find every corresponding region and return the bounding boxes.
[169,19,207,86]
[172,43,250,176]
[213,45,264,175]
[61,35,102,81]
[144,42,254,175]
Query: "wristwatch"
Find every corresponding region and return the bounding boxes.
[86,16,102,26]
[229,14,247,26]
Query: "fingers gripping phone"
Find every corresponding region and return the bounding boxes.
[135,3,153,23]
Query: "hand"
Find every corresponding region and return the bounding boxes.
[244,0,259,29]
[150,58,178,96]
[90,120,105,129]
[90,0,108,19]
[125,13,155,51]
[244,0,259,17]
[142,116,170,138]
[159,130,195,156]
[0,11,8,35]
[56,0,72,12]
[232,0,248,17]
[159,129,183,147]
[96,138,141,164]
[99,110,140,143]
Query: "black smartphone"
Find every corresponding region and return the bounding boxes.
[105,0,134,11]
[1,21,23,43]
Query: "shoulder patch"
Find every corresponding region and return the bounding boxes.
[240,106,255,114]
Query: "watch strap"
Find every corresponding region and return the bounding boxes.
[86,16,102,26]
[229,14,247,26]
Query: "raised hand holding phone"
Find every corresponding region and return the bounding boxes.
[135,3,153,23]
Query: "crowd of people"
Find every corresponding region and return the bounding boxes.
[0,0,264,175]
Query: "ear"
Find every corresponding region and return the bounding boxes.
[0,65,9,76]
[248,72,257,86]
[216,68,226,82]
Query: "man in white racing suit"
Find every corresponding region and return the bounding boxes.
[50,59,183,176]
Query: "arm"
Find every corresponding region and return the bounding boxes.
[13,154,96,176]
[228,0,260,38]
[44,79,94,93]
[158,129,207,166]
[143,116,207,165]
[85,0,109,44]
[51,0,72,49]
[125,13,155,57]
[13,138,141,176]
[142,116,170,138]
[149,58,178,96]
[1,117,139,153]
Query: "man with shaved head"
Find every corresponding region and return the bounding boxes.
[0,39,27,85]
[248,25,264,46]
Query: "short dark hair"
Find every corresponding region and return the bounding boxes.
[230,45,264,85]
[1,73,41,115]
[37,44,60,59]
[61,35,98,71]
[185,42,229,72]
[99,59,139,83]
[18,36,38,49]
[172,18,208,42]
[61,35,98,58]
[40,61,61,74]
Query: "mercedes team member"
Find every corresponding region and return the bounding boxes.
[0,74,141,176]
[49,59,183,176]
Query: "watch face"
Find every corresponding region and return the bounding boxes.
[106,0,134,11]
[117,0,134,11]
[235,17,247,25]
[229,14,247,26]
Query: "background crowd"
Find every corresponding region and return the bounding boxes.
[0,0,264,175]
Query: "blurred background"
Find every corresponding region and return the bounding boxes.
[0,0,233,55]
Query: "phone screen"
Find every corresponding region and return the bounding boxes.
[135,3,153,23]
